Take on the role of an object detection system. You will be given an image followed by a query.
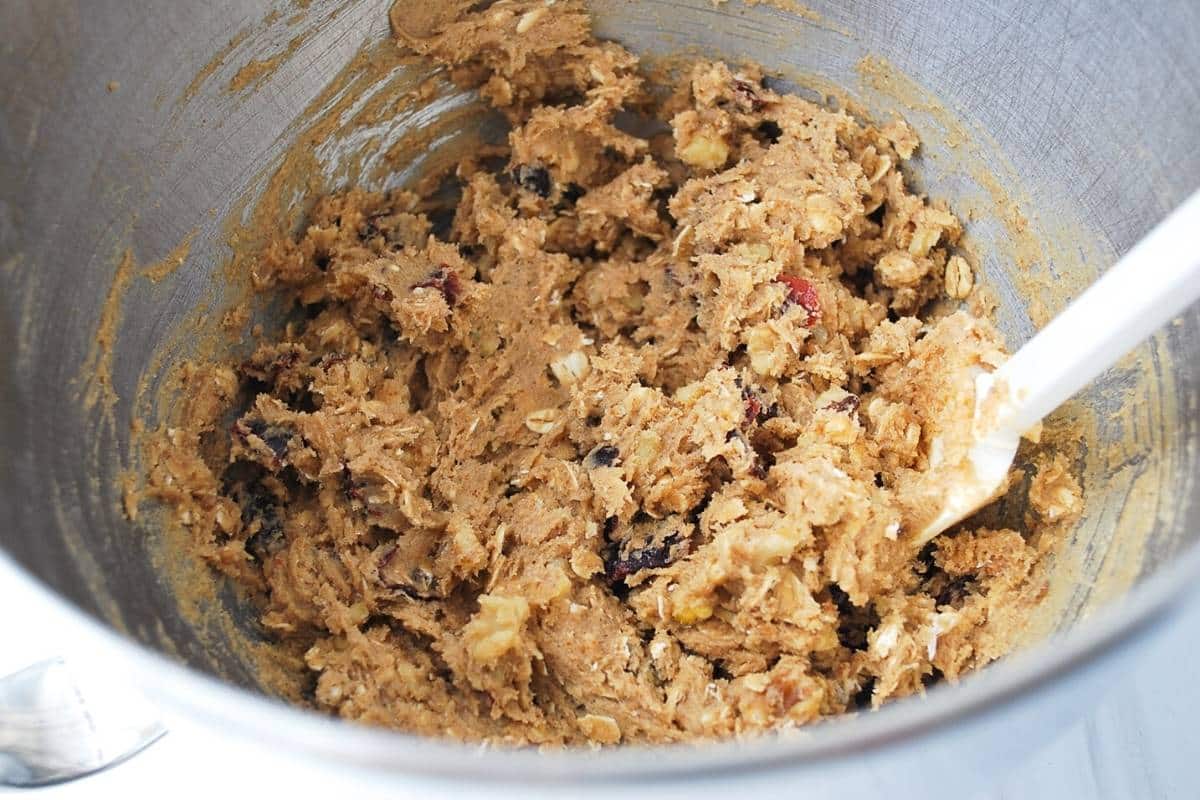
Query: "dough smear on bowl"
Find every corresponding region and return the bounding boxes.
[148,0,1082,745]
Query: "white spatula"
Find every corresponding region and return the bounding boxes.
[919,189,1200,544]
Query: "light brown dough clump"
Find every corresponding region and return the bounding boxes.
[148,0,1081,745]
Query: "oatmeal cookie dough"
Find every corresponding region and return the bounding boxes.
[148,0,1082,745]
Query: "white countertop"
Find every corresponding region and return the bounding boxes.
[3,574,1197,799]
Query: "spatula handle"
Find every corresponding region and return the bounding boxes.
[991,189,1200,437]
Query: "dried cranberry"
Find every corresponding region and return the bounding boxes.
[741,386,779,427]
[412,268,462,307]
[776,274,821,326]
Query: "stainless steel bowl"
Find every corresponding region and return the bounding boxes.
[2,1,1199,796]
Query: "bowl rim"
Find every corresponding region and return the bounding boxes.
[4,534,1200,784]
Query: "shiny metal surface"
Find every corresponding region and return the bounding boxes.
[1,0,1199,796]
[0,658,165,787]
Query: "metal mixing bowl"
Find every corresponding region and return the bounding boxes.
[2,1,1199,796]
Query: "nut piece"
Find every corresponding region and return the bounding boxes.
[524,408,561,434]
[550,351,590,385]
[515,6,546,33]
[745,323,788,377]
[805,193,844,237]
[875,250,927,288]
[673,599,714,625]
[463,594,530,664]
[678,132,730,170]
[945,255,974,299]
[577,714,622,744]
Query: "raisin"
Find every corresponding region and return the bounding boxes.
[755,120,783,144]
[867,203,887,225]
[412,268,463,307]
[341,464,365,503]
[824,394,860,414]
[749,457,769,480]
[776,274,821,326]
[241,487,284,562]
[377,548,440,599]
[742,389,763,426]
[233,418,293,466]
[586,444,620,468]
[732,78,765,112]
[604,533,680,585]
[513,164,552,198]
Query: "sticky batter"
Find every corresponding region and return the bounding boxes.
[147,0,1081,745]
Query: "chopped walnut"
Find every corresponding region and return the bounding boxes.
[945,255,974,299]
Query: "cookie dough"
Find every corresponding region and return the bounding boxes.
[148,0,1082,745]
